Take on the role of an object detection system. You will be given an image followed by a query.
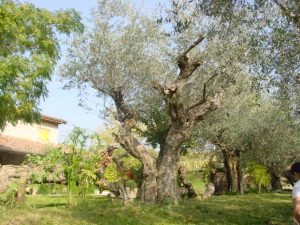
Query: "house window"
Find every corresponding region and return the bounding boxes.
[38,128,50,142]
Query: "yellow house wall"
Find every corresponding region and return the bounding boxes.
[2,121,59,144]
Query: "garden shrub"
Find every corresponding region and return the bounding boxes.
[245,162,271,192]
[36,184,67,195]
[0,182,19,208]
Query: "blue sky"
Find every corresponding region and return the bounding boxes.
[22,0,163,142]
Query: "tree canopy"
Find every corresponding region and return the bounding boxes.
[0,0,83,129]
[60,0,261,203]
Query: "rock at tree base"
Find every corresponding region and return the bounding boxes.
[202,182,215,199]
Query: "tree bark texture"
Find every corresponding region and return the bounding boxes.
[222,148,242,193]
[156,120,194,202]
[117,131,158,203]
[268,167,282,190]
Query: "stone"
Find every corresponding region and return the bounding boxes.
[100,190,116,197]
[126,187,138,199]
[281,177,293,191]
[202,182,215,199]
[93,189,100,195]
[0,165,39,194]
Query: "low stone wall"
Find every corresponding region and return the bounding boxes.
[0,165,38,193]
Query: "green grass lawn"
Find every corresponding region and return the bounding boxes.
[0,193,293,225]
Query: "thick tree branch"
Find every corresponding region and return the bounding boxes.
[186,73,219,112]
[151,82,173,102]
[177,34,205,62]
[176,35,205,81]
[151,35,206,118]
[112,153,129,168]
[190,90,225,121]
[110,87,136,124]
[109,87,157,174]
[203,73,219,99]
[187,99,206,111]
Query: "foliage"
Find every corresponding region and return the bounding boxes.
[62,128,101,201]
[36,184,66,195]
[193,0,300,113]
[25,148,65,183]
[60,0,255,203]
[137,104,170,149]
[0,0,83,129]
[96,119,143,189]
[120,152,142,172]
[241,104,300,174]
[194,0,300,30]
[60,0,300,202]
[25,127,102,204]
[0,181,18,208]
[102,149,142,187]
[245,162,271,192]
[179,151,215,173]
[103,163,118,183]
[25,126,143,200]
[60,0,255,138]
[196,75,300,176]
[0,194,293,225]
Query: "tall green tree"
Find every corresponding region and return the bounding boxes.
[0,0,83,129]
[61,0,255,203]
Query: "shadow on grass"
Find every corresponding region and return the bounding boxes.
[69,193,292,225]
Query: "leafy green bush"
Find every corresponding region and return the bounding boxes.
[0,182,19,208]
[36,184,67,195]
[36,184,51,195]
[245,162,271,192]
[126,180,137,189]
[78,185,98,195]
[103,163,119,183]
[24,127,102,205]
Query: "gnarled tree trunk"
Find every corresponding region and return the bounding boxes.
[156,148,180,202]
[268,166,282,190]
[111,35,223,204]
[221,148,242,193]
[117,130,158,203]
[156,120,194,202]
[140,157,158,203]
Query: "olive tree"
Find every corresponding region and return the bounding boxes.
[197,82,300,192]
[61,0,255,203]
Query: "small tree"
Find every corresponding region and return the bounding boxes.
[26,127,101,206]
[245,162,271,193]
